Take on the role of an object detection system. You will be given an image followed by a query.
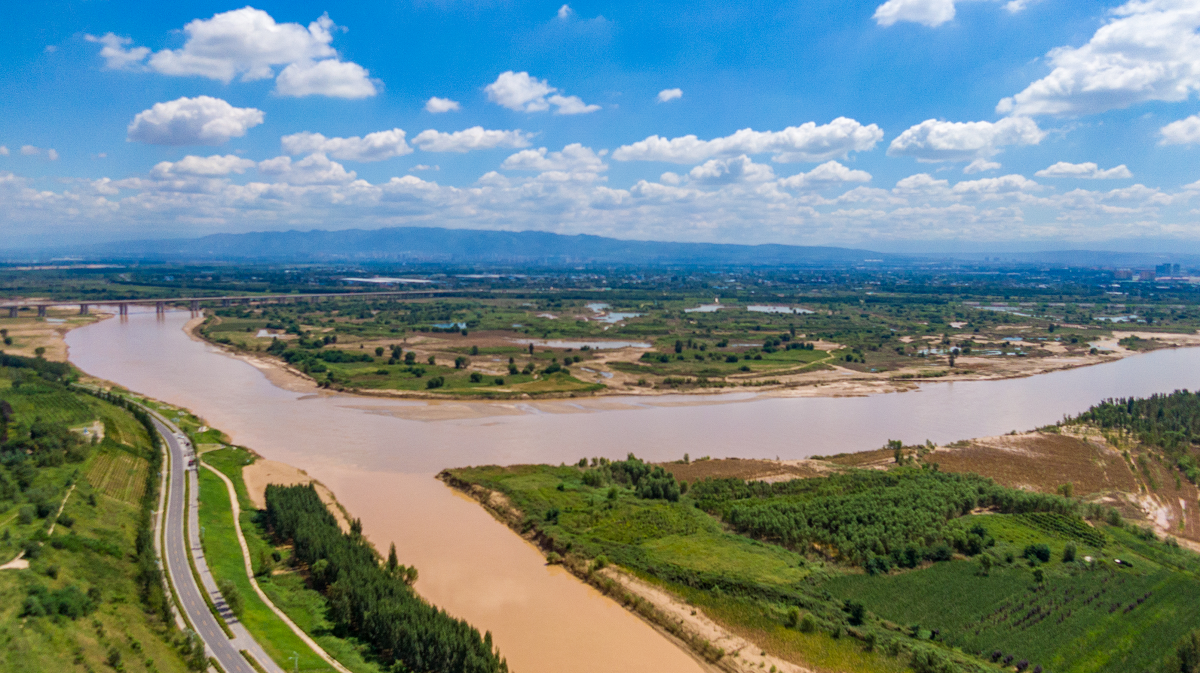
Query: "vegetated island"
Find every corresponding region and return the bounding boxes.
[441,389,1200,673]
[193,293,1200,400]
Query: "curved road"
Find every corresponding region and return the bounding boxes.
[155,415,274,673]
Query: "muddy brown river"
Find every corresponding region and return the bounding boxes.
[66,310,1200,672]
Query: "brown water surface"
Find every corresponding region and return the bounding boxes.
[66,310,1200,672]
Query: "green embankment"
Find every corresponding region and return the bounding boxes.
[0,356,196,673]
[199,446,384,673]
[195,458,334,672]
[447,455,1200,673]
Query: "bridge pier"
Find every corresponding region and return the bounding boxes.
[37,306,45,318]
[221,299,230,307]
[190,300,200,313]
[156,302,165,315]
[7,307,16,318]
[118,303,128,316]
[79,304,89,315]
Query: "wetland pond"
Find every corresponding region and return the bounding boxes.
[67,310,1200,673]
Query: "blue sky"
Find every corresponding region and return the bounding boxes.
[3,0,1200,251]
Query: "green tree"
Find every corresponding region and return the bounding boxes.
[387,542,398,572]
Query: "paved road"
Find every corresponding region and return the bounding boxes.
[155,416,276,673]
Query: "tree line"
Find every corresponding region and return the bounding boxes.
[264,484,507,673]
[1074,390,1200,483]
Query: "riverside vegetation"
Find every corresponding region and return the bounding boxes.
[149,395,509,673]
[444,394,1200,673]
[176,262,1200,397]
[0,353,205,672]
[263,483,508,673]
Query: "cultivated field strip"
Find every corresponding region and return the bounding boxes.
[87,449,148,504]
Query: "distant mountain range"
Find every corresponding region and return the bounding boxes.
[54,227,891,266]
[16,226,1200,268]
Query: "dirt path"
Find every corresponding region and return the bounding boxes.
[202,462,353,673]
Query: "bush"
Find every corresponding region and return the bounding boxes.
[799,614,817,633]
[1063,542,1077,562]
[425,376,445,389]
[17,505,34,525]
[785,606,801,628]
[1023,543,1051,564]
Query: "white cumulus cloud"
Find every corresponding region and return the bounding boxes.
[1160,114,1200,145]
[85,33,150,70]
[997,0,1200,116]
[963,159,1001,174]
[127,97,264,146]
[281,129,411,162]
[1035,162,1133,179]
[484,71,599,114]
[151,155,256,178]
[501,144,606,173]
[779,161,872,190]
[657,88,683,103]
[557,4,574,19]
[425,97,461,113]
[0,147,7,156]
[613,118,883,164]
[21,146,39,156]
[687,156,776,184]
[91,8,375,98]
[873,0,957,27]
[47,149,58,161]
[257,153,356,185]
[275,58,376,99]
[887,116,1044,162]
[413,127,534,153]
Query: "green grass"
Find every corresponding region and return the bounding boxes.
[823,515,1200,673]
[201,448,384,673]
[0,383,190,673]
[451,463,1200,673]
[195,466,333,672]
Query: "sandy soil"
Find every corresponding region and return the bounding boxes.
[663,458,836,484]
[1,308,108,362]
[242,459,351,533]
[600,568,811,673]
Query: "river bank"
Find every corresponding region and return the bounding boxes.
[187,314,1200,405]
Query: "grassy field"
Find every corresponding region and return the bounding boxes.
[193,282,1185,396]
[195,460,335,672]
[0,363,192,673]
[447,460,1200,673]
[200,447,385,673]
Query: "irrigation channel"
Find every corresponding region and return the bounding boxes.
[66,309,1200,673]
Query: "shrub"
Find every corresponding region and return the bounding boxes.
[1063,542,1077,562]
[785,606,801,628]
[1023,543,1051,564]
